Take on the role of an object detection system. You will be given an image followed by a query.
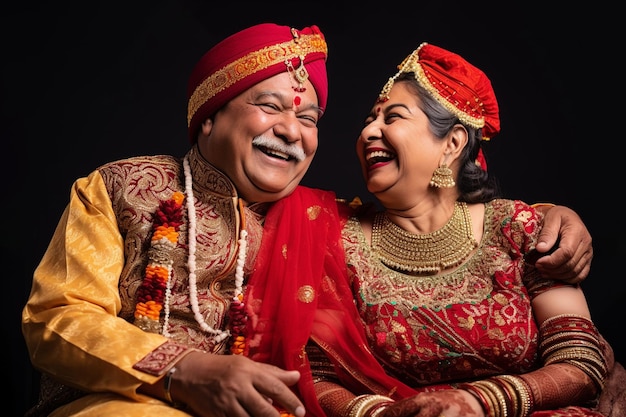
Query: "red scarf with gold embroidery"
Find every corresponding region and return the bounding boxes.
[244,186,416,417]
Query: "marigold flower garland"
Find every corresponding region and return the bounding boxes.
[133,156,249,349]
[132,156,294,417]
[133,191,184,335]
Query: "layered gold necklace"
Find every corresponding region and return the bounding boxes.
[371,201,478,275]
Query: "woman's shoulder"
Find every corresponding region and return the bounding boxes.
[487,198,535,212]
[486,199,542,251]
[486,198,539,223]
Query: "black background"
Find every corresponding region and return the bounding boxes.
[4,1,624,415]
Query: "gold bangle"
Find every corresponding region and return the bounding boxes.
[497,375,532,417]
[494,377,518,416]
[484,380,509,417]
[347,394,394,417]
[369,402,390,417]
[472,380,507,417]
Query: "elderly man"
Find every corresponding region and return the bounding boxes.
[22,23,593,417]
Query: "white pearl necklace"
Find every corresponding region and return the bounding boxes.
[163,155,248,343]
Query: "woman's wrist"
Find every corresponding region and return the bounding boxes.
[346,394,394,417]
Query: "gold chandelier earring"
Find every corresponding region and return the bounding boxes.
[429,162,455,188]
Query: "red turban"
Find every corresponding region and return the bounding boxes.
[379,42,500,141]
[187,23,328,143]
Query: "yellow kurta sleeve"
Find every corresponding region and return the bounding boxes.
[22,170,169,400]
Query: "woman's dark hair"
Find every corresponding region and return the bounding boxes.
[396,73,500,203]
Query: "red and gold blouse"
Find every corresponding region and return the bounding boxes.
[343,200,553,385]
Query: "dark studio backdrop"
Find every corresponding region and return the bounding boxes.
[4,1,623,415]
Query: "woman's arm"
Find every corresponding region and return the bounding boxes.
[458,287,607,417]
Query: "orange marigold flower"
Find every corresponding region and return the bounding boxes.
[152,225,179,243]
[171,191,184,206]
[133,191,184,333]
[134,300,162,320]
[145,265,170,281]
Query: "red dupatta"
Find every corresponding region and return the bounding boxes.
[244,186,416,417]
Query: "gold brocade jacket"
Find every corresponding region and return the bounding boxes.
[22,145,266,412]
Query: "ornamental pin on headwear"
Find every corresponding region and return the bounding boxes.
[186,23,328,143]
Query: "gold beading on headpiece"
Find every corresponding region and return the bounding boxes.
[187,32,327,127]
[378,43,427,103]
[377,42,485,131]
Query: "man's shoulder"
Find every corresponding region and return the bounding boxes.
[96,154,181,171]
[97,154,184,201]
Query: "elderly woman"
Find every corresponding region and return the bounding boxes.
[308,43,616,417]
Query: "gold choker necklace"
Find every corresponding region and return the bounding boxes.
[371,202,478,275]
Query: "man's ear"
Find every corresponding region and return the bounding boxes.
[200,118,213,137]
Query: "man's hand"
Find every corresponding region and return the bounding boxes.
[167,351,305,417]
[534,205,593,284]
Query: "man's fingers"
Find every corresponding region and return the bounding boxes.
[241,392,287,417]
[536,223,560,252]
[253,368,304,417]
[535,245,591,284]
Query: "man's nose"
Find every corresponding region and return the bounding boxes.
[273,113,301,142]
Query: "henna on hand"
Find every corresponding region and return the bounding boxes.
[381,389,483,417]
